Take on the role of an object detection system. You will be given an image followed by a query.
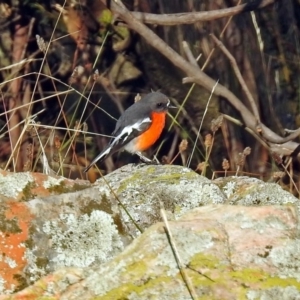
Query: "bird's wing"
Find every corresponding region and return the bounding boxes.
[110,116,152,150]
[83,116,151,172]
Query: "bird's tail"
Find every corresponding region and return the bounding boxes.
[83,146,112,172]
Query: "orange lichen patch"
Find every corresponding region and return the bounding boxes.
[26,172,59,198]
[30,173,90,196]
[0,202,33,292]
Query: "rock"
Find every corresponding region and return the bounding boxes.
[0,170,91,294]
[1,166,300,297]
[1,205,299,299]
[95,164,226,236]
[0,164,224,293]
[213,176,300,217]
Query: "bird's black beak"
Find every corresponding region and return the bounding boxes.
[168,105,177,109]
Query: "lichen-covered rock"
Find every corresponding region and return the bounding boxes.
[0,170,91,294]
[0,170,91,201]
[1,205,299,300]
[214,176,300,219]
[0,164,224,294]
[95,163,226,236]
[1,167,300,296]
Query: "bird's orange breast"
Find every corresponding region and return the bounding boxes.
[136,112,166,151]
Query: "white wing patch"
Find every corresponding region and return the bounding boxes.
[118,117,151,141]
[83,118,151,171]
[109,117,151,149]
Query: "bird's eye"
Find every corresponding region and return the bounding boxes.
[156,102,163,108]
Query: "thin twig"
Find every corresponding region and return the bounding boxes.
[280,159,300,195]
[97,169,143,234]
[188,80,219,167]
[4,110,46,170]
[160,202,198,300]
[210,34,261,125]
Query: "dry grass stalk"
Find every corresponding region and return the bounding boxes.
[169,139,188,165]
[272,171,285,180]
[211,115,223,133]
[204,133,212,149]
[235,147,251,176]
[36,35,47,53]
[159,201,198,300]
[195,161,205,173]
[222,158,230,177]
[69,66,79,84]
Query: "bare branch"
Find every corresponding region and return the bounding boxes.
[210,34,261,125]
[182,41,198,67]
[102,0,300,157]
[129,0,274,26]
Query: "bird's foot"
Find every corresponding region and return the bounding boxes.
[152,155,160,164]
[136,152,160,165]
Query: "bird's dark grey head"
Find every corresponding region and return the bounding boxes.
[142,92,172,113]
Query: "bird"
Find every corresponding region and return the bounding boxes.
[83,91,175,172]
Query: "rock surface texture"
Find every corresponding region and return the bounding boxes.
[0,165,299,299]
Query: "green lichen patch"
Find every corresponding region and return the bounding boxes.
[94,276,174,300]
[21,181,37,201]
[0,210,22,233]
[90,261,300,300]
[47,181,74,194]
[189,253,224,270]
[116,167,197,193]
[80,199,112,216]
[12,274,29,292]
[44,176,90,195]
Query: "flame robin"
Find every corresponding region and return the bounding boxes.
[83,91,174,172]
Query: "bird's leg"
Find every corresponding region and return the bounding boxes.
[152,154,160,164]
[135,152,159,164]
[135,151,152,163]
